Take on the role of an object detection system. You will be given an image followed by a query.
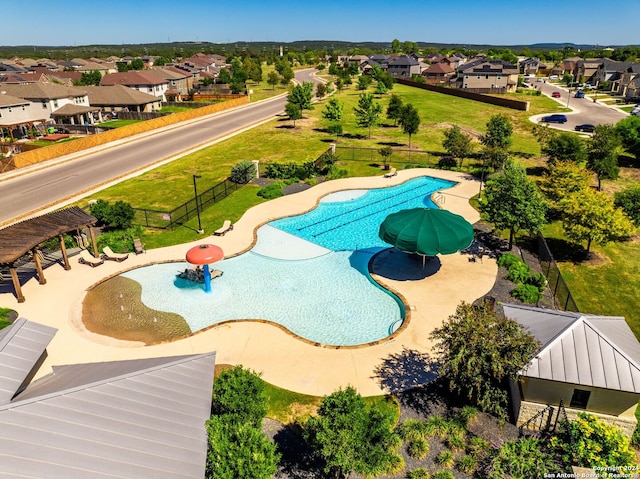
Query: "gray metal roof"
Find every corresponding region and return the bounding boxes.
[0,317,57,405]
[0,352,216,478]
[503,304,640,393]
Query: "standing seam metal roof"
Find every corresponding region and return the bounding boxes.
[503,304,640,393]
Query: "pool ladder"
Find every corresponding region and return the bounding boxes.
[433,192,445,205]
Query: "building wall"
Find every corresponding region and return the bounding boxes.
[462,72,511,90]
[0,103,37,124]
[521,377,639,419]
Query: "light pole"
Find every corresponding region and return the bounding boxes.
[192,174,204,234]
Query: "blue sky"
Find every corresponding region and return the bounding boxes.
[2,0,638,47]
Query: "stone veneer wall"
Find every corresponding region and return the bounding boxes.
[517,400,638,439]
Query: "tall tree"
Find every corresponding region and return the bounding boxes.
[587,124,621,190]
[76,70,102,86]
[266,71,279,90]
[560,188,635,254]
[285,102,302,128]
[356,75,372,90]
[539,161,591,218]
[614,186,640,227]
[304,387,402,479]
[480,161,547,249]
[442,124,473,168]
[544,132,587,166]
[430,302,540,420]
[287,82,314,111]
[386,94,403,126]
[398,103,420,148]
[615,115,640,161]
[480,114,513,170]
[322,97,344,139]
[211,365,267,428]
[354,93,382,139]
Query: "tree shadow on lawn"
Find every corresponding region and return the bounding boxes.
[270,423,326,479]
[376,141,405,147]
[526,165,548,177]
[341,132,368,140]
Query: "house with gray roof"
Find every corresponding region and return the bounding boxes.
[387,54,421,79]
[504,304,640,437]
[0,318,216,478]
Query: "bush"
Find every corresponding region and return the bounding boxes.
[89,199,135,230]
[212,365,267,428]
[431,470,455,479]
[614,185,640,226]
[264,162,299,180]
[257,182,285,199]
[407,438,430,459]
[230,160,257,184]
[437,156,457,169]
[497,253,521,269]
[327,124,343,137]
[406,468,430,479]
[467,436,490,457]
[478,437,564,478]
[511,284,542,304]
[445,433,466,452]
[435,451,455,468]
[398,419,427,441]
[551,413,636,468]
[454,406,479,428]
[96,226,144,254]
[455,454,478,474]
[506,261,531,284]
[527,272,547,292]
[325,165,348,180]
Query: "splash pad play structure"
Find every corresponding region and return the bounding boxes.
[178,244,224,292]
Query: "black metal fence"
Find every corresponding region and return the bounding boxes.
[132,163,257,230]
[537,232,579,312]
[335,145,441,166]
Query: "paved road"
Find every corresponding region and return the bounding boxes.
[0,69,322,226]
[530,79,628,131]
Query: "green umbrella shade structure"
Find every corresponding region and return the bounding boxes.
[378,207,474,256]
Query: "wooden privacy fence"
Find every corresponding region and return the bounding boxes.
[7,96,249,170]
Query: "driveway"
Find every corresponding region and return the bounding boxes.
[529,80,628,132]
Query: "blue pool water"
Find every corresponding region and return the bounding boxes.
[272,176,455,251]
[118,176,455,346]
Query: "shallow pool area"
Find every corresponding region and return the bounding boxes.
[84,175,455,346]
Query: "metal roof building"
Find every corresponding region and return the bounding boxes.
[503,304,640,393]
[0,319,216,478]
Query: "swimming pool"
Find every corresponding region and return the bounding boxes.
[90,176,456,346]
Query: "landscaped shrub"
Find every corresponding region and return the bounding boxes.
[497,253,521,269]
[614,185,640,226]
[467,437,490,457]
[431,470,455,479]
[506,261,531,284]
[406,468,430,479]
[453,406,479,428]
[257,182,285,199]
[264,162,299,179]
[435,450,455,468]
[455,454,478,474]
[407,438,430,459]
[398,419,427,441]
[445,432,466,451]
[550,413,636,468]
[327,124,343,137]
[437,156,457,169]
[325,165,348,180]
[527,272,547,292]
[478,437,564,478]
[211,365,268,428]
[511,284,542,304]
[96,226,144,254]
[230,160,257,184]
[89,199,135,230]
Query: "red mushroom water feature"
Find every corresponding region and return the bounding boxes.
[185,244,224,292]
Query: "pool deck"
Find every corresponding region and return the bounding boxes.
[2,169,498,397]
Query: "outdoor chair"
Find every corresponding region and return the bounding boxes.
[383,167,397,178]
[102,246,129,262]
[210,269,224,279]
[79,249,104,268]
[213,220,233,236]
[133,238,145,254]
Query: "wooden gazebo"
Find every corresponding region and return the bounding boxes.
[0,207,98,302]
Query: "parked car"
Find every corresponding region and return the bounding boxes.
[575,124,595,132]
[552,91,561,98]
[632,106,640,116]
[541,114,568,123]
[575,91,585,98]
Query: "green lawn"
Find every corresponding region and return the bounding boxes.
[100,119,144,128]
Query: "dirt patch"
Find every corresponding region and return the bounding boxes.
[431,122,482,140]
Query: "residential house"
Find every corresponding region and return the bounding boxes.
[619,64,640,99]
[421,62,455,84]
[0,317,216,479]
[100,71,169,101]
[0,83,99,125]
[369,54,391,69]
[504,304,640,438]
[0,61,29,74]
[520,57,547,76]
[575,58,605,85]
[0,92,47,143]
[593,59,638,92]
[83,84,163,113]
[457,59,519,92]
[148,66,193,99]
[387,54,421,79]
